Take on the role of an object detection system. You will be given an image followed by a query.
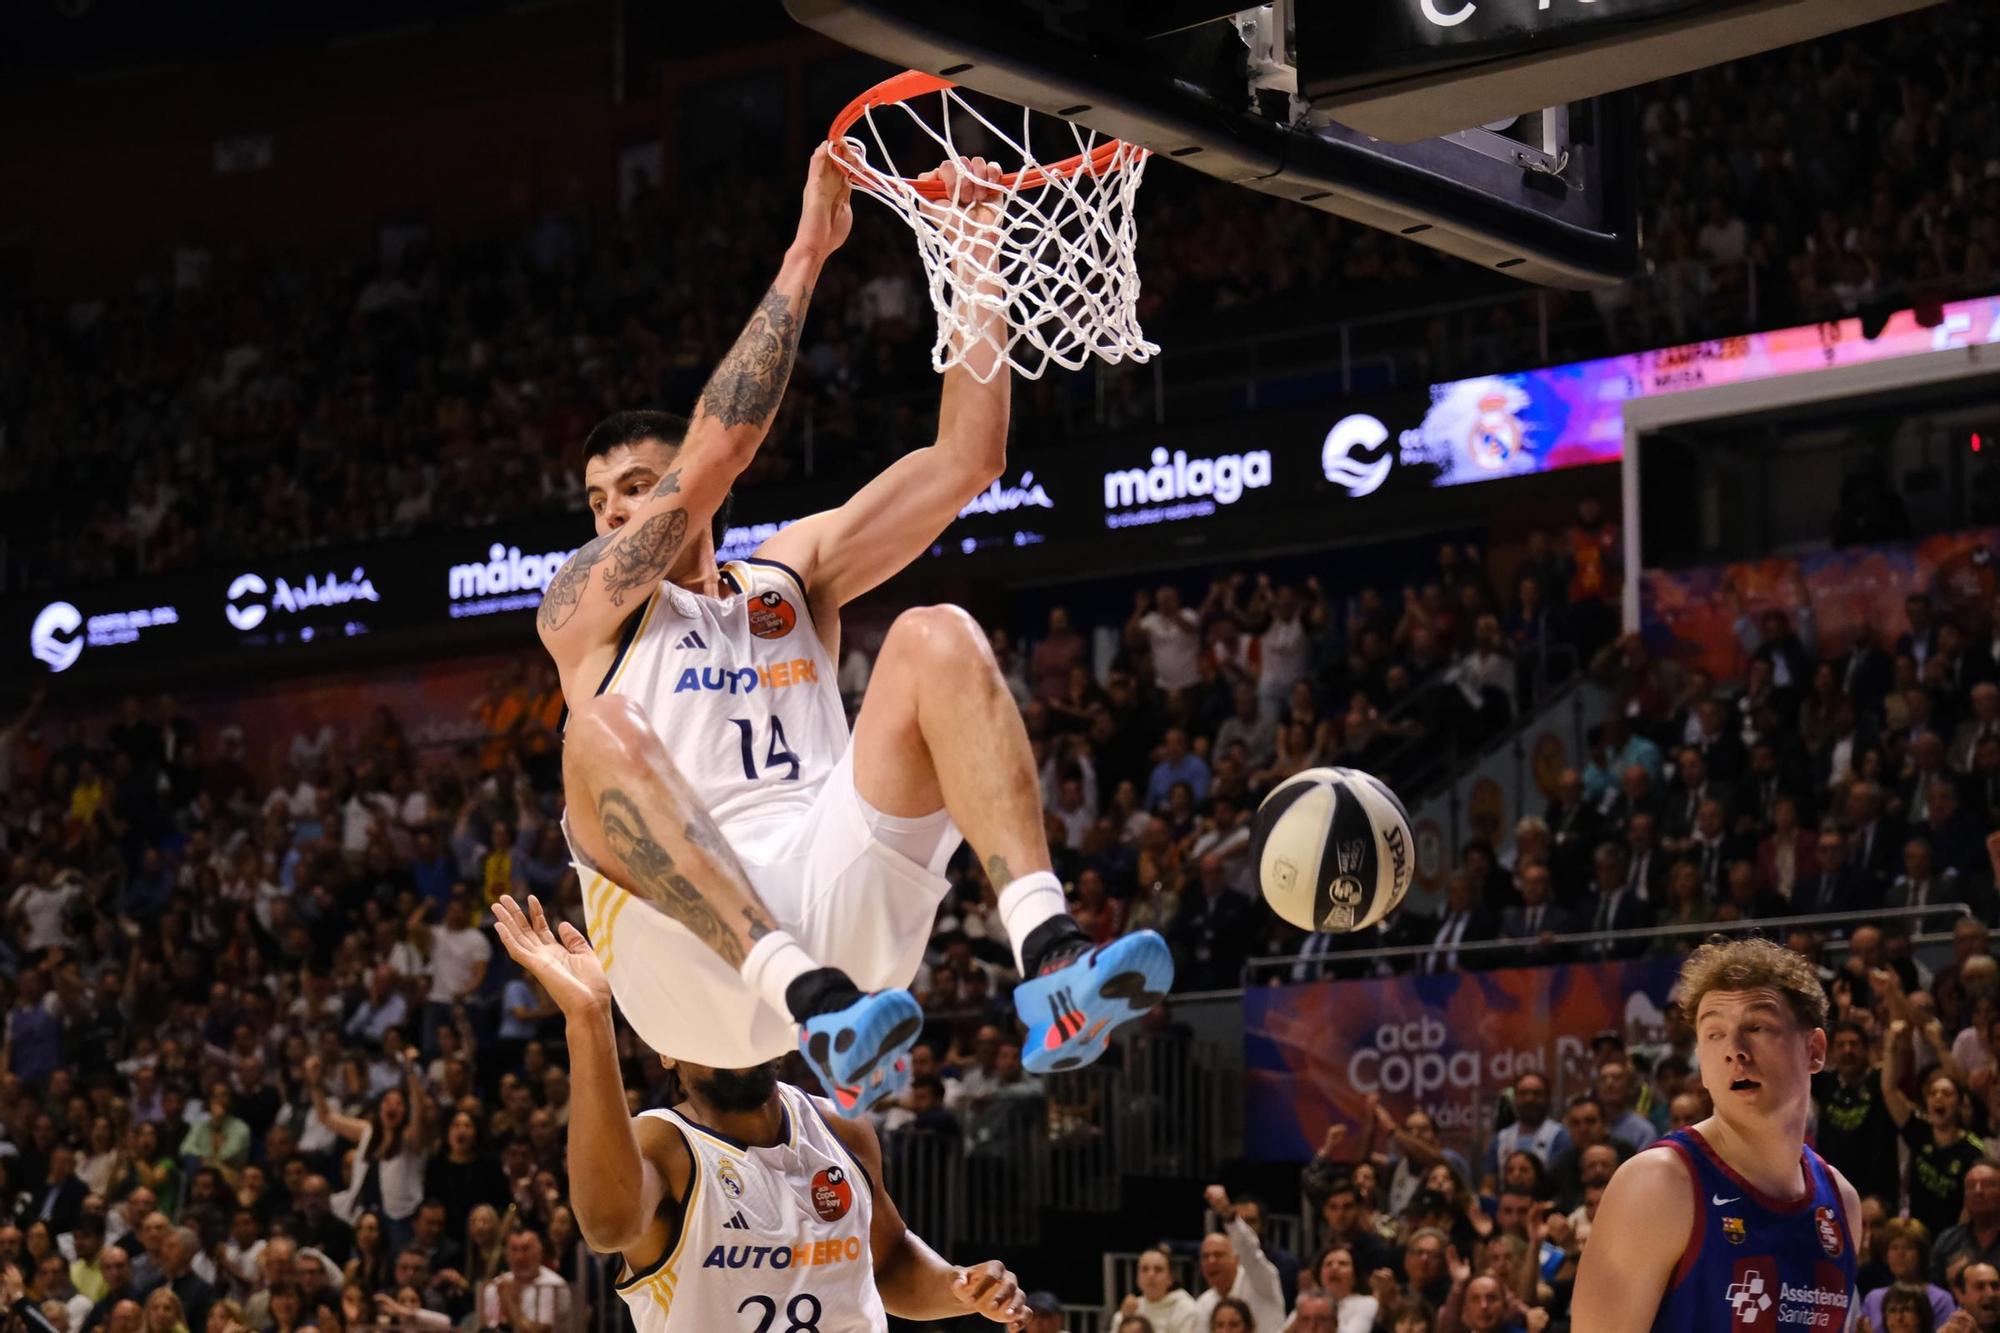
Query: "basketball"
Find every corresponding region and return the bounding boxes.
[1251,767,1414,934]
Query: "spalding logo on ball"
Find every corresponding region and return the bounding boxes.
[1251,767,1414,933]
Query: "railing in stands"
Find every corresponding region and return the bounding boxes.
[874,1034,1243,1252]
[1358,641,1586,807]
[1242,902,1975,987]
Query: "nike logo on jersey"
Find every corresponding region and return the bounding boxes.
[721,1211,749,1230]
[677,631,708,651]
[672,659,820,695]
[1713,1194,1740,1206]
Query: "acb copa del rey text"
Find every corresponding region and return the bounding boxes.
[1344,1014,1605,1131]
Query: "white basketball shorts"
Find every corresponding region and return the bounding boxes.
[566,744,960,1068]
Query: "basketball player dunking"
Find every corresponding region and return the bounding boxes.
[493,894,1031,1333]
[1573,937,1859,1331]
[537,146,1171,1116]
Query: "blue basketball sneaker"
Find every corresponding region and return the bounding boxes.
[1014,929,1174,1074]
[797,988,924,1118]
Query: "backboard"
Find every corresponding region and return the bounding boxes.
[786,0,1942,289]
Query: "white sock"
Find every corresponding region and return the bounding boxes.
[997,871,1069,974]
[741,930,821,1018]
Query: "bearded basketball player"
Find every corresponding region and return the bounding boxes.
[493,894,1031,1332]
[536,146,1171,1116]
[1572,937,1859,1331]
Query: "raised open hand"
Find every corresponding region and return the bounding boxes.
[491,894,611,1017]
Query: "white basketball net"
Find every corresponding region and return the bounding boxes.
[834,83,1157,383]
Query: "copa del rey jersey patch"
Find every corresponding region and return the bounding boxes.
[748,590,796,639]
[810,1166,852,1223]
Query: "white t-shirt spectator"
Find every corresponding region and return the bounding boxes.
[9,878,80,952]
[342,792,395,855]
[1697,214,1748,264]
[481,1269,571,1332]
[1258,614,1308,700]
[289,724,337,778]
[1139,609,1203,692]
[1191,1217,1285,1333]
[428,926,492,1005]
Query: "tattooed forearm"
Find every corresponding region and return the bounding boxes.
[696,286,804,429]
[601,509,690,608]
[596,790,775,969]
[538,470,689,635]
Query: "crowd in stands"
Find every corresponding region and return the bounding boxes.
[0,676,624,1333]
[1082,977,2000,1332]
[3,6,1997,594]
[0,480,1617,1332]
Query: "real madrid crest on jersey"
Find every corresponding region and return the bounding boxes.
[1323,839,1368,931]
[748,590,797,639]
[716,1158,746,1200]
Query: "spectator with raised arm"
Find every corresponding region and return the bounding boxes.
[1193,1187,1285,1333]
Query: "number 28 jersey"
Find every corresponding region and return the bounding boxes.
[599,557,849,863]
[616,1081,886,1333]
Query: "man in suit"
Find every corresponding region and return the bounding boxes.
[1721,858,1789,921]
[1500,862,1575,967]
[1833,626,1896,723]
[1743,604,1817,700]
[1795,827,1867,917]
[1902,732,1956,828]
[1952,683,2000,773]
[1691,697,1747,783]
[1684,798,1736,899]
[1969,734,2000,824]
[1885,836,1963,917]
[1729,738,1796,835]
[1896,592,1942,673]
[1545,767,1603,892]
[1417,870,1499,975]
[1621,814,1666,902]
[1597,763,1662,838]
[1917,775,1987,883]
[1660,747,1729,852]
[158,1229,217,1333]
[31,1143,87,1235]
[1577,843,1655,959]
[1844,780,1904,895]
[1169,852,1256,990]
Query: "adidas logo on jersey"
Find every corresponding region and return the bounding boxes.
[677,631,707,651]
[721,1211,749,1230]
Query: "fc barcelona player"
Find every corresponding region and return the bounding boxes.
[1573,937,1859,1331]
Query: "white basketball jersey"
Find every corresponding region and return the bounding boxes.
[615,1082,886,1333]
[599,557,849,861]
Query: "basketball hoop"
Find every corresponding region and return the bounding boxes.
[827,71,1156,383]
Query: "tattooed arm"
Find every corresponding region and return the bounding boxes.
[677,143,850,470]
[536,149,850,690]
[757,158,1009,617]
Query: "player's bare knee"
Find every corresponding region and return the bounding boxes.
[564,694,660,778]
[886,603,993,680]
